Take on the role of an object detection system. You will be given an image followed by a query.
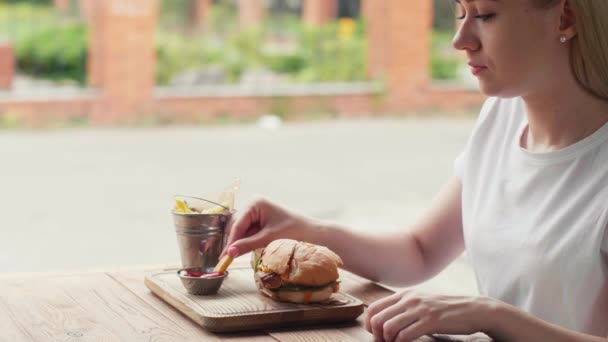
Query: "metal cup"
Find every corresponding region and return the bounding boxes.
[172,211,232,270]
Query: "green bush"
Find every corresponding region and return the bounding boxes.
[3,1,460,85]
[4,2,369,86]
[233,18,366,83]
[0,3,56,41]
[155,29,261,85]
[155,33,210,85]
[155,13,368,85]
[266,54,306,74]
[430,30,460,80]
[158,0,190,30]
[207,0,238,37]
[0,0,50,4]
[15,23,88,84]
[0,3,87,83]
[431,56,460,80]
[294,20,367,82]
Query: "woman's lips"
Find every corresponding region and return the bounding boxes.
[469,63,487,76]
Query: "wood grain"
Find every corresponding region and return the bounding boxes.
[0,256,491,342]
[0,272,231,341]
[338,270,396,305]
[266,315,372,342]
[0,274,125,341]
[0,294,36,342]
[109,268,273,341]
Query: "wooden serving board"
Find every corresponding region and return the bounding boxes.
[144,267,365,333]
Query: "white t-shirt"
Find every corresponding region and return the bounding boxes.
[455,97,608,337]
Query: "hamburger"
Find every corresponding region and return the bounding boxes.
[251,239,343,304]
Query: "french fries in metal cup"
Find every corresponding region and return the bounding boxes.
[172,180,240,275]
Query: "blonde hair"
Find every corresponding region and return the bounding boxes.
[535,0,608,101]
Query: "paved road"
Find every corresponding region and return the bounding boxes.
[0,117,479,294]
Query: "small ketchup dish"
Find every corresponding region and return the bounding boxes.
[177,267,228,295]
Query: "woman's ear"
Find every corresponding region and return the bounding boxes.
[559,0,577,39]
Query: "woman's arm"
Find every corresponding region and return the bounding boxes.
[486,302,607,341]
[224,177,465,286]
[302,176,466,286]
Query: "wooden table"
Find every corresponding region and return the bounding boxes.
[0,258,491,341]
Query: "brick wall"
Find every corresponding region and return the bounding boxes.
[302,0,337,26]
[365,0,390,80]
[53,0,70,11]
[153,93,379,122]
[86,0,101,87]
[366,0,434,112]
[191,0,211,30]
[0,89,484,126]
[427,87,485,112]
[88,0,158,123]
[79,0,94,21]
[0,43,14,90]
[239,0,265,28]
[0,97,95,127]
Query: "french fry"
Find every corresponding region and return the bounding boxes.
[201,202,228,214]
[174,198,193,214]
[213,254,234,273]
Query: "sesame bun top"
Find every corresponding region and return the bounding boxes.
[258,239,343,287]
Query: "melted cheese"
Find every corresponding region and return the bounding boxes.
[257,264,290,281]
[257,265,271,273]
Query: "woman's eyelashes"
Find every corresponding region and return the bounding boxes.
[476,13,496,21]
[456,13,496,21]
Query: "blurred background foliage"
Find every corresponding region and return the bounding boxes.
[0,2,87,83]
[0,0,461,86]
[156,0,368,85]
[0,0,50,4]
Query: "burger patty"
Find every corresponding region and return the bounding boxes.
[256,270,283,289]
[256,270,339,292]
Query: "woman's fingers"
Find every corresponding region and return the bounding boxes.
[368,291,421,342]
[222,203,263,256]
[395,319,431,342]
[376,304,418,342]
[366,292,403,335]
[224,245,240,258]
[228,228,275,258]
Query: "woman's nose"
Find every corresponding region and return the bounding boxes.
[452,21,480,52]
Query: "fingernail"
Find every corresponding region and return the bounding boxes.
[227,246,240,258]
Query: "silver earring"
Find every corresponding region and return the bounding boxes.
[560,35,568,43]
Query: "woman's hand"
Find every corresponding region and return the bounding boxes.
[366,289,496,342]
[221,198,314,258]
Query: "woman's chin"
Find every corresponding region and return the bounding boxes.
[478,83,519,99]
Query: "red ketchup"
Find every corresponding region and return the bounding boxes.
[180,270,224,278]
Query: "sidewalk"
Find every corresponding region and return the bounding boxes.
[0,117,478,294]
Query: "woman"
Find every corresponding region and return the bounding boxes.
[222,0,608,340]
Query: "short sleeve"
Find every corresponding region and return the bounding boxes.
[599,198,608,257]
[454,150,466,180]
[602,221,608,255]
